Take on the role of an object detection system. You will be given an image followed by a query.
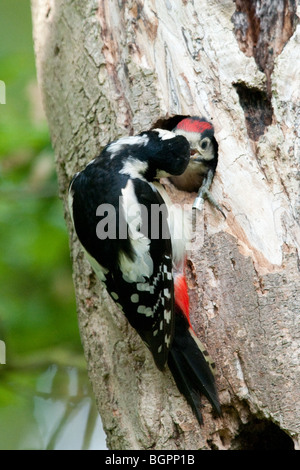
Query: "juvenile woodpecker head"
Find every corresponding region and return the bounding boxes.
[169,117,218,193]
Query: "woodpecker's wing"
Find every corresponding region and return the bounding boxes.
[105,177,175,371]
[70,161,175,371]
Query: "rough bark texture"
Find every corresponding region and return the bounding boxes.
[31,0,300,450]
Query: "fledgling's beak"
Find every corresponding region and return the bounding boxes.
[190,148,201,161]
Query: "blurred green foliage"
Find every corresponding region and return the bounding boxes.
[0,0,80,358]
[0,0,105,450]
[0,1,105,449]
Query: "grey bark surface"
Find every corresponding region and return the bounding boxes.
[32,0,300,449]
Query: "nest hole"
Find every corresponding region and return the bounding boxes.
[234,83,273,141]
[152,115,190,132]
[231,418,294,450]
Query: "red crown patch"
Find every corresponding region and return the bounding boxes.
[176,118,213,134]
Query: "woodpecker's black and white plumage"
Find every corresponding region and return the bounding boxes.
[170,117,225,216]
[69,128,221,424]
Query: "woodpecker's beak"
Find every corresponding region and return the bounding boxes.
[190,149,198,158]
[190,149,201,162]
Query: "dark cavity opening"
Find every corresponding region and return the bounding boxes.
[231,418,294,450]
[231,0,298,95]
[152,115,190,132]
[234,83,273,141]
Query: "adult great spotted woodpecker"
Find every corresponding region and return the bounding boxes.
[170,116,225,217]
[69,126,221,424]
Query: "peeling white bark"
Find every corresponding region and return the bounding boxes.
[32,0,300,449]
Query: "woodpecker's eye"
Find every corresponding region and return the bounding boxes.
[201,141,208,150]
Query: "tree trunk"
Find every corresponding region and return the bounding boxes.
[31,0,300,450]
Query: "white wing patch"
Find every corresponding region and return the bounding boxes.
[153,128,176,140]
[108,135,149,159]
[151,182,192,268]
[120,180,154,282]
[119,158,148,180]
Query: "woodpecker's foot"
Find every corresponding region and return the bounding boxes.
[192,188,226,218]
[205,190,226,218]
[192,170,226,218]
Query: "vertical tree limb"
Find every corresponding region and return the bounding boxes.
[32,0,300,449]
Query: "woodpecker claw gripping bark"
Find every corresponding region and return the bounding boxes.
[69,125,221,424]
